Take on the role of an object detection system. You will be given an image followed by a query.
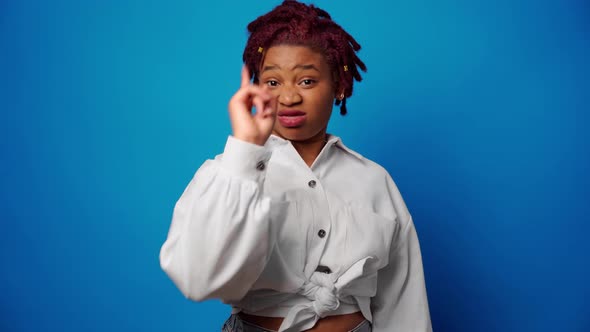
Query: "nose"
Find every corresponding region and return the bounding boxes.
[278,86,302,106]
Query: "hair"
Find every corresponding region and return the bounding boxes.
[243,0,367,115]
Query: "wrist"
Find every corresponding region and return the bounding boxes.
[233,134,267,146]
[220,136,272,182]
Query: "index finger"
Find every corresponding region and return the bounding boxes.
[241,65,251,88]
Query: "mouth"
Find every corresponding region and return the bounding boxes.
[277,110,306,128]
[278,110,306,116]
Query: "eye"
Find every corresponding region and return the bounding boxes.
[265,80,279,87]
[300,79,316,86]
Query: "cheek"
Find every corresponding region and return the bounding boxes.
[309,98,334,127]
[319,95,335,115]
[309,88,335,113]
[268,87,281,99]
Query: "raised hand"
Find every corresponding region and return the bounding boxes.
[228,66,277,146]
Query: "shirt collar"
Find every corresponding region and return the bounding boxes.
[326,134,364,160]
[267,134,363,161]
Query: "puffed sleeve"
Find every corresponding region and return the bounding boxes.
[370,173,432,331]
[370,217,432,331]
[159,136,274,303]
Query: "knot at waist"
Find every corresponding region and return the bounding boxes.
[298,272,339,317]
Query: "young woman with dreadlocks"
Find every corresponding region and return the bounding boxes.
[160,1,432,331]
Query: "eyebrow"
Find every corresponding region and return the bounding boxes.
[293,64,320,72]
[261,65,280,73]
[261,64,320,73]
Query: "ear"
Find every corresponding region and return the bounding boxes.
[332,80,343,99]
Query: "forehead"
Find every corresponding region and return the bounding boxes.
[261,45,329,71]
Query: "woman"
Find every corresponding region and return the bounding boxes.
[160,1,432,331]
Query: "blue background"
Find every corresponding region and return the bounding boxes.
[1,0,588,331]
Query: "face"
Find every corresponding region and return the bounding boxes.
[258,45,337,142]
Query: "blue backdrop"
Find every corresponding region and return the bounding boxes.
[1,0,588,331]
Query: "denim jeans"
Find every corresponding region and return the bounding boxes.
[221,314,372,332]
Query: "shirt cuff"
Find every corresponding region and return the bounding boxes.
[220,136,272,183]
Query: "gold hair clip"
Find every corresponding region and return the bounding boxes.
[343,65,348,72]
[258,47,264,53]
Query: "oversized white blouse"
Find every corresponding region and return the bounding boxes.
[160,134,432,332]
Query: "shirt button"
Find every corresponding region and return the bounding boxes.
[318,229,326,238]
[315,265,332,274]
[255,161,265,171]
[308,180,316,188]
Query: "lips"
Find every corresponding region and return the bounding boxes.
[278,110,305,116]
[277,110,306,128]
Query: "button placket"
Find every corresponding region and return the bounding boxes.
[302,176,332,277]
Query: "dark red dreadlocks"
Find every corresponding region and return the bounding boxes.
[243,0,367,115]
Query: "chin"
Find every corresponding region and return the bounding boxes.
[273,128,301,139]
[274,127,322,142]
[282,133,310,142]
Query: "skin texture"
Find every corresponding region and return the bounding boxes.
[229,45,339,167]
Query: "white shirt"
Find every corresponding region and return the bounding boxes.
[160,134,432,332]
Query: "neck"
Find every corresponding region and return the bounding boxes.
[276,130,328,167]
